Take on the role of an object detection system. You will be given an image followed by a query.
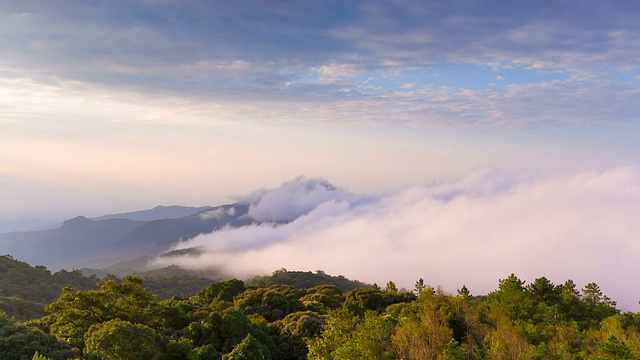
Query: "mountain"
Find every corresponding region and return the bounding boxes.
[91,205,213,222]
[0,177,345,273]
[0,203,253,270]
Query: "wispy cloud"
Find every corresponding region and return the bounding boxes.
[155,168,640,310]
[1,1,639,127]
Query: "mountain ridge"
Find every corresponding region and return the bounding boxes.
[0,203,252,270]
[91,205,214,222]
[0,177,344,273]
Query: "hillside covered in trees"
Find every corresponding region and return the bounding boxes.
[1,255,639,359]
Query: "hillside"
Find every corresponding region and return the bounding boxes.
[91,205,213,222]
[0,255,216,319]
[0,203,253,270]
[249,268,369,293]
[0,255,98,321]
[0,256,634,359]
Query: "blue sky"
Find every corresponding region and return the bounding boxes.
[1,0,640,222]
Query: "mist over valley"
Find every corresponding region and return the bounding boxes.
[3,171,639,310]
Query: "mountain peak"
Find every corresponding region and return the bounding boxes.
[62,216,92,228]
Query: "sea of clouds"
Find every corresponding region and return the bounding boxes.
[153,168,640,310]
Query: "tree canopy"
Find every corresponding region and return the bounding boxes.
[2,256,640,359]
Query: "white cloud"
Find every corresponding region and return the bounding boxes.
[154,167,640,310]
[3,2,640,128]
[199,207,235,220]
[245,176,354,222]
[317,63,364,83]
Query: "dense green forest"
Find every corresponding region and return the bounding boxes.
[1,254,639,359]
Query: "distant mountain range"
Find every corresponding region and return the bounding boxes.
[0,177,346,275]
[90,205,214,222]
[0,203,254,270]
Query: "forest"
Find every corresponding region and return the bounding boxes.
[1,254,639,360]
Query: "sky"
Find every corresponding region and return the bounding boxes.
[1,1,640,304]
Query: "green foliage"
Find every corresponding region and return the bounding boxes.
[307,308,360,359]
[0,296,46,322]
[484,318,536,359]
[151,297,194,331]
[308,309,396,359]
[142,275,216,301]
[0,312,75,360]
[250,269,368,293]
[223,333,271,360]
[299,293,341,313]
[31,352,52,360]
[279,311,325,340]
[581,282,619,328]
[311,275,634,360]
[273,311,324,359]
[193,344,222,360]
[3,256,639,360]
[185,308,255,353]
[527,276,562,305]
[343,288,415,316]
[193,279,246,305]
[414,278,427,294]
[272,333,308,360]
[485,273,534,321]
[385,281,398,292]
[306,284,343,298]
[579,314,640,359]
[391,297,455,359]
[598,335,635,359]
[235,285,305,322]
[164,337,196,360]
[0,255,97,319]
[345,311,396,359]
[456,285,472,301]
[438,339,470,360]
[299,285,343,314]
[83,319,160,360]
[45,276,159,346]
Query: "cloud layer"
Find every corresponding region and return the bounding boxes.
[2,1,640,127]
[154,168,640,310]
